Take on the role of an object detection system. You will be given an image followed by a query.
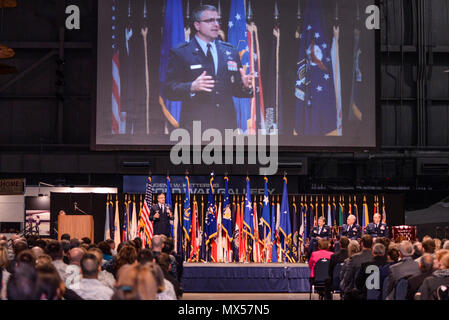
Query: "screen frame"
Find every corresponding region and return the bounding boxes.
[91,0,381,153]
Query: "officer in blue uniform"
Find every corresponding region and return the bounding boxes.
[307,216,332,257]
[340,214,362,240]
[365,213,389,238]
[311,216,332,240]
[163,5,253,132]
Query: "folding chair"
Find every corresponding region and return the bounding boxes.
[310,258,330,300]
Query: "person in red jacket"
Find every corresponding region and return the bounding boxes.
[309,239,333,278]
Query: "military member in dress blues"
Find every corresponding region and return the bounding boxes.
[311,216,332,240]
[340,214,362,240]
[307,216,332,257]
[163,5,253,132]
[365,213,389,238]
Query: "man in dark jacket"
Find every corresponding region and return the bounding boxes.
[406,253,434,300]
[355,243,388,298]
[163,5,253,132]
[420,252,449,300]
[385,240,420,299]
[341,235,373,293]
[329,237,349,281]
[150,193,173,238]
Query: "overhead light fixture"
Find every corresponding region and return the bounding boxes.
[38,181,55,197]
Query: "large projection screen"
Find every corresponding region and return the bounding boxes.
[96,0,376,149]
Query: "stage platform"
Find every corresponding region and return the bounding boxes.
[182,263,311,293]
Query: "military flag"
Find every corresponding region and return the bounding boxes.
[205,176,218,262]
[113,195,121,249]
[160,0,185,129]
[183,176,192,258]
[292,198,299,262]
[338,195,344,226]
[104,195,112,240]
[279,177,292,262]
[123,195,129,241]
[189,197,200,261]
[111,0,123,134]
[348,6,363,123]
[265,0,282,133]
[228,0,252,132]
[141,177,154,246]
[130,195,138,239]
[243,178,254,261]
[362,195,369,228]
[294,0,339,136]
[246,0,266,133]
[271,196,277,263]
[261,177,271,262]
[222,177,233,262]
[166,176,174,238]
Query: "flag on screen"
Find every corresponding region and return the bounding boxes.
[111,0,122,134]
[247,12,266,134]
[279,177,292,262]
[331,22,342,135]
[205,176,217,262]
[294,0,338,136]
[159,0,185,128]
[348,11,363,123]
[265,2,282,133]
[228,0,252,132]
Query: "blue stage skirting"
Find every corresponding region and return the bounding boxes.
[182,263,311,293]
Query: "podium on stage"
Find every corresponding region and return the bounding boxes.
[58,215,94,242]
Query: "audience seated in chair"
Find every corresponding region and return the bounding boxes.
[406,254,434,300]
[419,251,449,300]
[355,243,388,299]
[341,235,373,297]
[384,240,420,300]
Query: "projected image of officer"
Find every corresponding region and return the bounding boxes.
[163,5,254,132]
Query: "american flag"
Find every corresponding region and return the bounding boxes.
[111,0,121,134]
[141,177,154,243]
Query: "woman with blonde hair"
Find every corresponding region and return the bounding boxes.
[112,263,157,300]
